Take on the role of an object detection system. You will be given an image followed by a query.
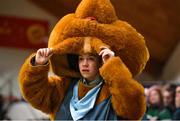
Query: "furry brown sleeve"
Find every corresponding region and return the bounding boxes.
[99,57,146,120]
[18,54,70,115]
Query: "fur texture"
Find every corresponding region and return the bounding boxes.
[49,16,149,77]
[19,0,149,120]
[19,54,70,116]
[100,57,146,119]
[75,0,117,24]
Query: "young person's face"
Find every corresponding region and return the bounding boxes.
[163,90,173,106]
[149,90,161,105]
[79,54,100,81]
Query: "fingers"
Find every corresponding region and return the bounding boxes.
[100,50,110,57]
[45,48,48,57]
[37,49,42,57]
[99,46,115,63]
[49,48,54,56]
[48,48,54,58]
[99,48,115,57]
[37,48,53,58]
[46,48,52,57]
[35,48,53,65]
[99,49,108,56]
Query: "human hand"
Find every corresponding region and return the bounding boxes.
[35,48,53,65]
[99,46,115,64]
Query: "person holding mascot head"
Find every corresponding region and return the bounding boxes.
[19,0,149,120]
[34,46,116,120]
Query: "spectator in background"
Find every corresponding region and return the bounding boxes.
[145,85,172,121]
[173,86,180,120]
[162,84,176,118]
[145,85,163,121]
[144,88,150,107]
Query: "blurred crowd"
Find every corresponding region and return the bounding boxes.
[143,83,180,120]
[0,95,48,120]
[0,83,180,120]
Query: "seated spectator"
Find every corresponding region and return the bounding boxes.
[145,88,150,107]
[144,85,172,120]
[162,84,176,118]
[173,86,180,120]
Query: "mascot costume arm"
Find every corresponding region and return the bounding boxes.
[100,56,146,120]
[19,54,69,116]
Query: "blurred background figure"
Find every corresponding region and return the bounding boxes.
[5,101,49,120]
[144,85,172,121]
[173,86,180,120]
[144,87,150,107]
[162,83,176,118]
[145,85,163,121]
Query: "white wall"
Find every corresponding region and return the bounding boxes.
[137,42,180,84]
[0,0,58,98]
[162,42,180,84]
[0,48,33,98]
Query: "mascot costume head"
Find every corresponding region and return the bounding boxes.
[48,0,149,79]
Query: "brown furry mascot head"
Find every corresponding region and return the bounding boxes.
[48,0,149,78]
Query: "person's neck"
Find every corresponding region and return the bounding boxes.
[86,75,99,82]
[83,75,102,87]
